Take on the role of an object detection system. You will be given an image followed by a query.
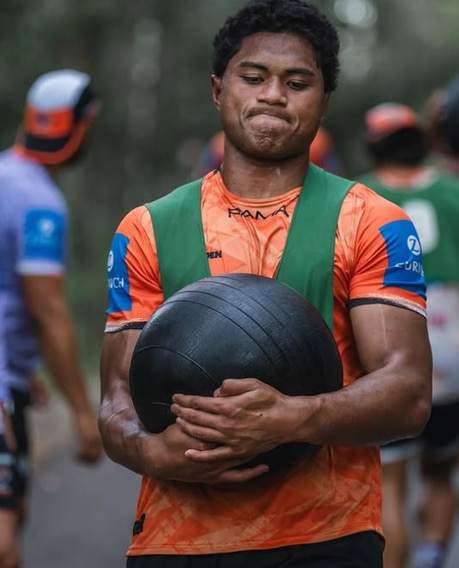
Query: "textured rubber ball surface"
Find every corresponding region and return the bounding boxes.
[129,273,343,470]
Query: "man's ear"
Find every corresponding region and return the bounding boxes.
[211,75,222,111]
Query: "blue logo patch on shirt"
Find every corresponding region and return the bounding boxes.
[380,219,426,299]
[106,233,132,313]
[24,209,65,262]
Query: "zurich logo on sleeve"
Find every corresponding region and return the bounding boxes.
[380,219,426,298]
[106,233,132,313]
[24,209,65,262]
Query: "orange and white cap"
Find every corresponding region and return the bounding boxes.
[15,69,99,165]
[365,103,421,143]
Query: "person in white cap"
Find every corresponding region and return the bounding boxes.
[0,69,102,568]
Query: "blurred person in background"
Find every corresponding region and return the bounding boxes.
[425,74,459,177]
[308,125,343,175]
[192,126,342,178]
[192,130,225,178]
[358,102,459,568]
[0,69,103,568]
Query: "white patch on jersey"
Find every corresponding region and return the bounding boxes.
[402,199,439,254]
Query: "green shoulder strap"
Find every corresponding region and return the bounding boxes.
[146,165,354,330]
[275,164,354,328]
[146,179,210,300]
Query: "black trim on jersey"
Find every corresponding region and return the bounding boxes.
[349,298,413,311]
[113,322,146,332]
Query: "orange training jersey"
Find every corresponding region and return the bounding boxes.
[105,170,426,555]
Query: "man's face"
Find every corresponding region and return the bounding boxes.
[212,32,330,162]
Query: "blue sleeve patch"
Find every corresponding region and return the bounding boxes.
[23,209,66,262]
[380,219,426,299]
[106,233,132,313]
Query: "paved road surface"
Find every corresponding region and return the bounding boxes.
[19,402,459,568]
[22,447,140,567]
[21,398,140,568]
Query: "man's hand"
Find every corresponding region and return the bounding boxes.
[142,422,269,486]
[99,329,269,485]
[72,407,103,464]
[171,378,297,464]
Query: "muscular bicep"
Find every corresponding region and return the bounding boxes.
[351,302,432,388]
[100,329,142,395]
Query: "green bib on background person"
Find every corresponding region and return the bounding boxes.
[146,164,354,331]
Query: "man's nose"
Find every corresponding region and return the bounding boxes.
[257,78,287,105]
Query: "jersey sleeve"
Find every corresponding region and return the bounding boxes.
[105,206,163,332]
[15,202,68,276]
[344,184,426,315]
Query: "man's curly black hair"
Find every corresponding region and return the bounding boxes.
[212,0,340,93]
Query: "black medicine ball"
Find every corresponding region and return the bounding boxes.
[129,273,343,470]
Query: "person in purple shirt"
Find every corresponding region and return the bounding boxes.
[0,69,103,568]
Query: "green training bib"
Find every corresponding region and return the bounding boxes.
[146,164,354,330]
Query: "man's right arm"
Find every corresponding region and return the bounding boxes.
[99,328,270,484]
[101,207,269,484]
[98,328,151,474]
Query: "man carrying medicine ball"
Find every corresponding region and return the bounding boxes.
[98,1,432,566]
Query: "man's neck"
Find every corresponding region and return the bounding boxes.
[220,155,309,199]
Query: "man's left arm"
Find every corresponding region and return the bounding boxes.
[290,301,432,446]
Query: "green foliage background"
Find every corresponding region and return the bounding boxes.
[1,0,458,372]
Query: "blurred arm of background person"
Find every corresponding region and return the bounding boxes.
[21,274,101,463]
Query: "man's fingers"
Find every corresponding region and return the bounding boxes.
[176,417,224,444]
[171,394,222,414]
[214,463,270,485]
[214,378,259,397]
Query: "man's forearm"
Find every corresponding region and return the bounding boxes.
[98,383,149,476]
[292,368,431,447]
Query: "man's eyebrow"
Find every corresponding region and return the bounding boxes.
[285,67,316,77]
[238,61,316,77]
[238,61,269,71]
